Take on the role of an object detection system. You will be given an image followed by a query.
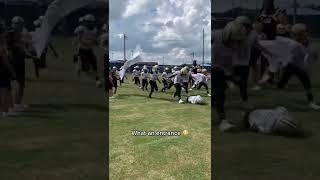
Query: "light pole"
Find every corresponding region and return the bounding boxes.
[293,0,297,24]
[123,33,128,61]
[202,28,205,67]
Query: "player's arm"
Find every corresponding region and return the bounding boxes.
[168,73,176,79]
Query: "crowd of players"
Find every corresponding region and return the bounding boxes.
[108,63,211,104]
[213,8,320,133]
[0,13,107,118]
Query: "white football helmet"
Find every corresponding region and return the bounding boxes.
[11,16,24,24]
[84,14,95,22]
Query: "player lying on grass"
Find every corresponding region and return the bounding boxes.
[186,95,206,105]
[220,106,302,137]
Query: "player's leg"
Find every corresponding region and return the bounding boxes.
[277,64,294,89]
[212,67,227,122]
[33,59,40,78]
[155,82,158,92]
[183,82,188,94]
[294,65,320,109]
[149,81,154,98]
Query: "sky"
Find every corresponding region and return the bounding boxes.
[213,0,320,12]
[109,0,211,65]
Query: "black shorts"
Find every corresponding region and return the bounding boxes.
[11,49,26,86]
[0,67,11,88]
[112,78,117,88]
[79,48,97,72]
[249,47,261,67]
[108,79,113,90]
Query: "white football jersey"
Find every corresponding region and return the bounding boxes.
[150,72,159,82]
[248,107,300,134]
[162,72,168,79]
[172,71,183,85]
[232,30,258,66]
[212,30,233,71]
[133,70,140,77]
[187,95,204,104]
[78,26,98,49]
[141,72,149,80]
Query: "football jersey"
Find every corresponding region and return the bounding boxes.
[7,28,31,52]
[78,26,98,49]
[187,95,204,104]
[141,72,149,80]
[199,73,209,84]
[150,72,159,82]
[161,72,168,80]
[258,36,308,72]
[212,30,233,71]
[257,14,277,40]
[232,30,258,66]
[248,107,300,134]
[172,71,183,85]
[133,70,140,77]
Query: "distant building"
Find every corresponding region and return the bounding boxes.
[109,60,125,70]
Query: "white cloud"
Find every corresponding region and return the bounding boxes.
[169,48,189,59]
[109,0,128,20]
[110,0,211,65]
[123,0,149,18]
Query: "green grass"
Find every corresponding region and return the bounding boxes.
[213,41,320,180]
[109,78,211,179]
[0,36,107,179]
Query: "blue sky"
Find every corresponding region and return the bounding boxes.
[109,0,211,65]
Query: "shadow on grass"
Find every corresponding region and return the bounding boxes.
[25,103,106,114]
[119,94,177,102]
[225,102,308,113]
[118,94,209,105]
[5,103,105,121]
[212,126,314,139]
[65,104,106,112]
[9,114,59,120]
[26,79,93,86]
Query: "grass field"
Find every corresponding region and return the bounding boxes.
[213,41,320,180]
[109,77,211,179]
[0,36,107,179]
